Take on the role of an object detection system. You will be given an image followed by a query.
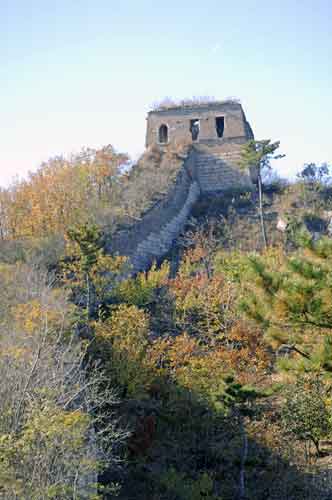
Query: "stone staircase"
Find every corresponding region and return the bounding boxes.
[129,180,200,273]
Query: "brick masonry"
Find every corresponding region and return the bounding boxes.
[146,100,253,147]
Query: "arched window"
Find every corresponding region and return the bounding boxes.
[158,124,168,144]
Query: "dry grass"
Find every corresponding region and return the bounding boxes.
[150,96,240,112]
[119,144,191,222]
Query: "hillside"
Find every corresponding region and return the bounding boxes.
[1,146,332,499]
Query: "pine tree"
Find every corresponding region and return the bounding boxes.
[239,140,284,249]
[66,224,103,319]
[223,376,267,500]
[242,236,332,373]
[64,223,125,320]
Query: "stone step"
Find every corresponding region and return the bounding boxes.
[126,181,200,274]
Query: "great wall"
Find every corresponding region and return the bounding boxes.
[110,100,256,273]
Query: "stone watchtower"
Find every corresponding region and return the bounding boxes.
[146,100,253,147]
[111,100,256,275]
[146,100,255,192]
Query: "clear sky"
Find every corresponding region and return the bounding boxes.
[1,0,331,186]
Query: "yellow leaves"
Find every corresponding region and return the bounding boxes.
[13,300,45,334]
[148,333,198,375]
[0,405,94,499]
[95,249,269,402]
[115,261,169,307]
[12,291,75,337]
[167,333,198,370]
[147,319,269,402]
[1,146,128,240]
[170,272,236,341]
[1,345,30,361]
[23,406,89,444]
[148,333,228,405]
[92,254,127,295]
[176,352,226,400]
[95,305,151,395]
[97,304,149,345]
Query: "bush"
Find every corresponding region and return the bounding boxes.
[95,304,152,396]
[157,468,220,500]
[282,376,332,455]
[0,263,126,498]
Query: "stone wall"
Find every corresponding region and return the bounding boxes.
[193,141,254,193]
[109,151,200,274]
[110,142,254,274]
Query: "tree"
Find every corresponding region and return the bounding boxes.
[64,223,125,320]
[95,304,151,396]
[282,376,332,456]
[66,223,104,319]
[296,162,331,210]
[0,145,128,240]
[0,262,127,499]
[222,376,266,500]
[242,237,332,374]
[240,140,284,249]
[297,162,331,186]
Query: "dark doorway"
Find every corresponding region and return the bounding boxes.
[190,119,200,141]
[216,117,225,138]
[159,124,168,143]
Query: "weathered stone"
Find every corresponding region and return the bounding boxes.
[146,101,253,147]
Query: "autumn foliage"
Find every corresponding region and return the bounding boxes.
[0,145,128,240]
[2,140,332,498]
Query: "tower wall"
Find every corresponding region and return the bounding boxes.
[146,101,253,147]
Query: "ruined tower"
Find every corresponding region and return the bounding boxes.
[146,100,253,147]
[146,100,255,192]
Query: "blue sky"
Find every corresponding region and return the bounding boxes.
[1,0,331,186]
